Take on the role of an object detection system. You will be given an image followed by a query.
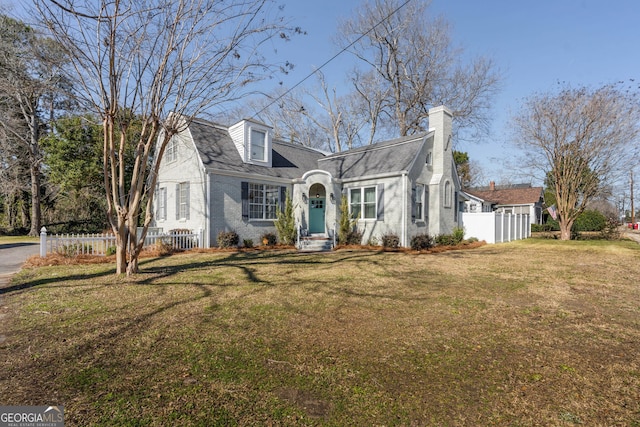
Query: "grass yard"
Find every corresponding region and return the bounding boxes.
[1,239,640,426]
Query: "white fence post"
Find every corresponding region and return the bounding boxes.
[40,227,47,257]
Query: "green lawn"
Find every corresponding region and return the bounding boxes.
[1,239,640,426]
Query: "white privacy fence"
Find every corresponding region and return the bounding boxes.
[460,212,530,244]
[39,227,203,257]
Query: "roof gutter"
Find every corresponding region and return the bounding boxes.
[340,170,409,184]
[202,167,294,185]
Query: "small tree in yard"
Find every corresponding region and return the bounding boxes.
[510,83,640,240]
[275,190,296,245]
[337,195,357,244]
[34,0,298,274]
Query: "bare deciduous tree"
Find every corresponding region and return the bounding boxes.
[338,0,500,139]
[0,15,68,235]
[510,83,640,240]
[248,88,327,150]
[35,0,297,275]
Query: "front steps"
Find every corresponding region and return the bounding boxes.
[298,235,333,252]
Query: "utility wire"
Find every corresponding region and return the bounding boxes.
[252,0,413,119]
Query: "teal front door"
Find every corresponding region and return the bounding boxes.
[309,197,326,233]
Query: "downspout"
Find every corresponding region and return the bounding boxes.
[203,173,209,248]
[402,172,407,247]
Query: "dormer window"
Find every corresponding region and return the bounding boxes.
[250,129,266,161]
[229,119,273,166]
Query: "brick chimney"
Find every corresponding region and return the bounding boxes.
[490,181,495,191]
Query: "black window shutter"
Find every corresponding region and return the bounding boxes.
[377,184,384,221]
[241,182,249,219]
[425,187,429,218]
[411,187,416,220]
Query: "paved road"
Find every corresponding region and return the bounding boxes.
[0,242,40,286]
[624,230,640,244]
[0,242,39,344]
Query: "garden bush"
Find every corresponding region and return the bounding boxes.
[217,230,239,248]
[531,223,554,232]
[342,230,363,245]
[381,233,400,249]
[434,234,456,246]
[261,232,277,246]
[574,209,607,232]
[410,233,433,250]
[243,239,254,248]
[452,227,465,244]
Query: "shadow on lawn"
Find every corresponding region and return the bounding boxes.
[135,250,386,286]
[1,250,384,298]
[0,268,116,296]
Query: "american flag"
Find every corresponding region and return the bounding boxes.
[547,204,557,220]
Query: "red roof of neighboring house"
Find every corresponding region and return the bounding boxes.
[466,185,543,205]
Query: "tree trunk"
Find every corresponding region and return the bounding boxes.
[28,162,41,236]
[559,219,573,240]
[126,255,139,276]
[115,216,128,275]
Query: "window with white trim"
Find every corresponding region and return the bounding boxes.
[415,184,424,220]
[249,183,279,220]
[350,186,377,219]
[156,187,167,221]
[165,138,177,162]
[250,129,266,161]
[176,182,189,220]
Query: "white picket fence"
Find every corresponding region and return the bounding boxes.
[460,212,531,244]
[39,227,203,257]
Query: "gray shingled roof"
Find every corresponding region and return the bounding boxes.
[188,118,325,179]
[187,118,430,180]
[318,133,429,179]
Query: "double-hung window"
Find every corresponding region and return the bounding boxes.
[415,184,424,221]
[176,182,190,220]
[250,129,266,161]
[350,186,377,220]
[249,183,279,220]
[165,138,177,162]
[156,187,167,221]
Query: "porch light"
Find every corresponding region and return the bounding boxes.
[330,193,335,204]
[302,193,308,203]
[316,193,320,198]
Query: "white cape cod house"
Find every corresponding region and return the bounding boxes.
[152,105,461,248]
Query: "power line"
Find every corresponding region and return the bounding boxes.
[251,0,413,119]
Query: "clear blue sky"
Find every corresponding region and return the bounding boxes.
[5,0,637,184]
[268,0,640,184]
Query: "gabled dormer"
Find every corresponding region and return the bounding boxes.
[229,118,273,167]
